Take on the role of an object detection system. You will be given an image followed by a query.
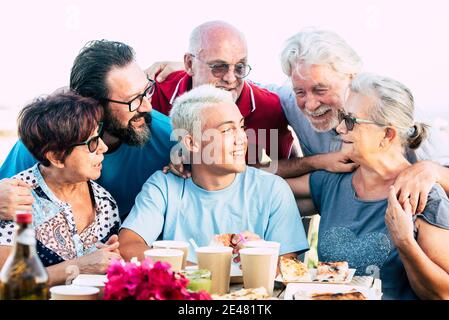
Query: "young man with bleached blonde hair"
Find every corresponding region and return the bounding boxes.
[119,85,309,263]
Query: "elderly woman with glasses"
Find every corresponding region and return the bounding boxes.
[287,73,449,300]
[0,92,121,286]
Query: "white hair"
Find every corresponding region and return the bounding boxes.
[280,28,363,77]
[188,20,246,54]
[350,73,428,149]
[170,84,234,135]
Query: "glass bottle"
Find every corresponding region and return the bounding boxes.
[0,212,49,300]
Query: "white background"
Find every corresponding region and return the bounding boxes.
[1,0,448,134]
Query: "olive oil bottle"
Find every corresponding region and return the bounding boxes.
[0,212,49,300]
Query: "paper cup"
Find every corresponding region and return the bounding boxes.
[196,246,232,295]
[72,274,107,298]
[144,248,184,272]
[243,240,280,255]
[50,285,99,300]
[152,240,189,269]
[240,247,278,295]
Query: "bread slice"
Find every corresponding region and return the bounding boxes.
[279,256,311,282]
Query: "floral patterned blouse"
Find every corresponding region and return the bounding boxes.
[0,164,120,267]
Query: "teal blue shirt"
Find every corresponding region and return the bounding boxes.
[121,166,309,263]
[0,110,175,219]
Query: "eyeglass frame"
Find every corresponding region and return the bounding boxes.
[338,110,385,131]
[101,77,156,112]
[70,122,104,153]
[190,54,252,79]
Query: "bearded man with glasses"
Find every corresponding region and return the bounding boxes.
[0,40,175,221]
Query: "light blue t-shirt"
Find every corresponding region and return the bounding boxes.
[0,110,175,219]
[122,166,309,263]
[310,170,449,300]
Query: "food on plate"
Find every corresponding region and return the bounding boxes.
[212,287,273,300]
[279,256,311,282]
[294,289,366,300]
[309,290,366,300]
[316,261,349,282]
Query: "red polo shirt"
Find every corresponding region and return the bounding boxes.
[151,70,293,161]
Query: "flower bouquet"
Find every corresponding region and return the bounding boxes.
[103,258,211,300]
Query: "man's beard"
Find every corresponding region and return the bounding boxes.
[304,104,340,133]
[104,110,152,147]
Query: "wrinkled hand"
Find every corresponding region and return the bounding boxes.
[78,241,121,274]
[95,234,120,255]
[319,151,359,173]
[232,231,261,264]
[145,61,184,83]
[162,146,191,178]
[393,161,439,214]
[162,162,191,179]
[0,178,34,220]
[385,186,415,248]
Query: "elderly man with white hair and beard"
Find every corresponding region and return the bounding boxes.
[272,28,449,214]
[118,85,309,263]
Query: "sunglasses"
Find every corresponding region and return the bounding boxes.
[71,122,103,153]
[190,54,252,79]
[337,110,384,131]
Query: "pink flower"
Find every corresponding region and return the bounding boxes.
[103,258,211,300]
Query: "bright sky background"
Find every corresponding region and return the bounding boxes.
[1,0,448,133]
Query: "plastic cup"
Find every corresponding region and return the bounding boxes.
[181,269,212,293]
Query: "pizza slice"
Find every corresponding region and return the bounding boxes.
[279,256,311,282]
[316,261,349,282]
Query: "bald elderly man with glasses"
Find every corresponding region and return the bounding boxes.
[149,20,295,165]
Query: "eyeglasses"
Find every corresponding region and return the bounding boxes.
[190,54,252,79]
[102,77,156,112]
[338,110,384,131]
[71,122,104,153]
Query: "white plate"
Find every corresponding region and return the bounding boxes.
[275,268,356,284]
[284,282,381,300]
[185,264,242,277]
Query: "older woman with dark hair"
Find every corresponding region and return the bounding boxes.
[0,92,121,285]
[288,73,449,300]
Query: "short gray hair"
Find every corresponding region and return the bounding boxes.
[170,84,234,135]
[280,28,363,77]
[350,73,428,150]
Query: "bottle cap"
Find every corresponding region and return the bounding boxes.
[15,212,33,224]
